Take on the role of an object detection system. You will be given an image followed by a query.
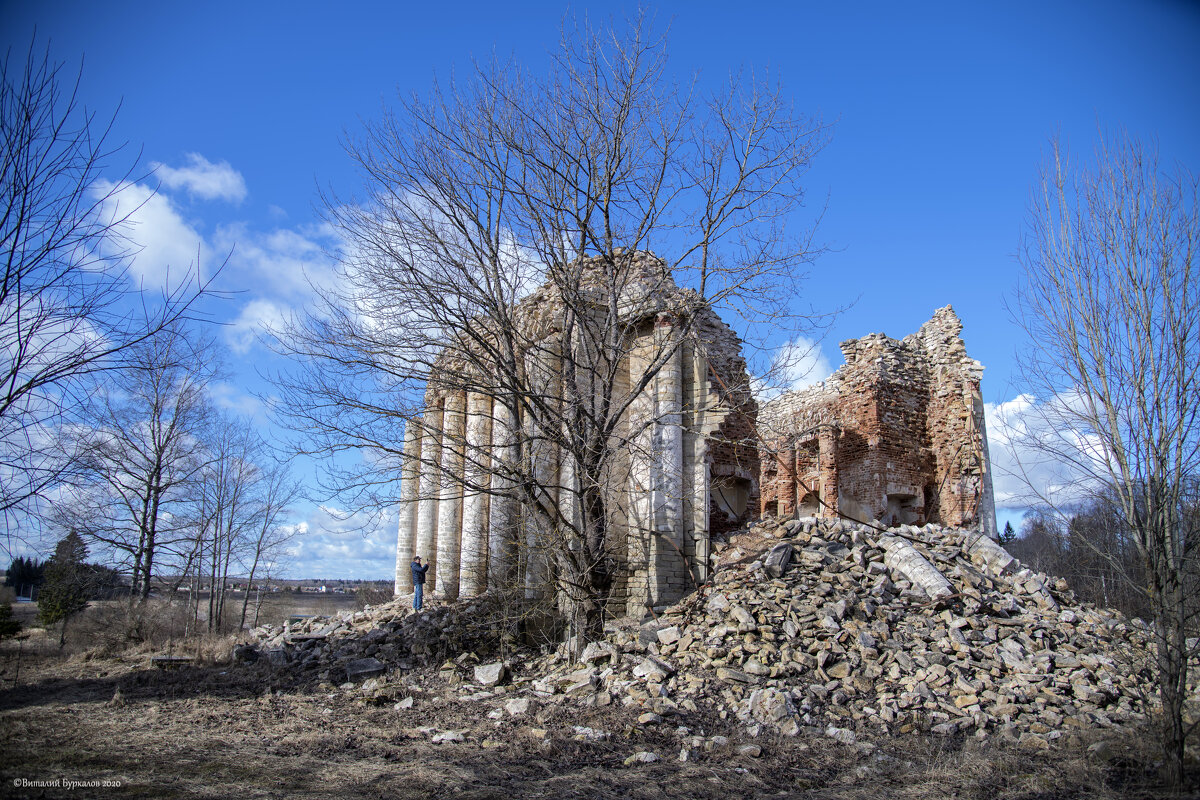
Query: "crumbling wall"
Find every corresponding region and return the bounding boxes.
[758,306,996,536]
[397,251,759,614]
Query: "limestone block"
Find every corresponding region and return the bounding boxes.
[656,626,681,645]
[764,542,794,578]
[963,531,1015,575]
[632,657,674,680]
[504,697,535,716]
[744,687,796,724]
[730,605,756,631]
[474,661,508,687]
[345,657,386,681]
[879,535,953,600]
[624,751,660,766]
[579,641,619,664]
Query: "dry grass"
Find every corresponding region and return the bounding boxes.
[0,635,1188,800]
[0,591,1192,799]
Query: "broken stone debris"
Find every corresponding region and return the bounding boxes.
[517,518,1156,749]
[239,516,1158,751]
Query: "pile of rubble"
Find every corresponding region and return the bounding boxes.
[238,517,1157,750]
[241,594,506,684]
[524,517,1156,748]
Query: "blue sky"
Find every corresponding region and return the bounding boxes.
[4,1,1198,577]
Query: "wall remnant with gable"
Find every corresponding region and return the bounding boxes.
[757,306,996,536]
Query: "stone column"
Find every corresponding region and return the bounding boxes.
[627,315,687,607]
[436,390,466,600]
[393,420,422,596]
[652,314,686,598]
[685,339,710,584]
[818,425,839,518]
[794,442,810,513]
[559,446,580,537]
[777,438,797,518]
[971,386,998,538]
[414,399,443,585]
[625,325,656,611]
[487,398,518,591]
[522,342,558,600]
[460,391,493,598]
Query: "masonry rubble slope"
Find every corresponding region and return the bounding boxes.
[241,514,1159,751]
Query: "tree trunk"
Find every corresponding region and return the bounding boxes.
[240,556,260,631]
[1155,542,1188,792]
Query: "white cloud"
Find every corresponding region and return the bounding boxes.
[227,299,289,355]
[282,505,397,579]
[152,153,247,203]
[212,222,339,354]
[776,336,834,391]
[207,381,266,419]
[986,392,1108,511]
[215,222,338,301]
[92,180,206,291]
[754,336,834,401]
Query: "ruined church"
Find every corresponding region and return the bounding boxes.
[393,253,996,613]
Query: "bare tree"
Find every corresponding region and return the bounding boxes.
[237,457,301,631]
[0,38,214,549]
[1007,501,1150,618]
[271,14,827,645]
[187,413,301,632]
[195,414,261,631]
[1012,130,1199,789]
[56,324,216,600]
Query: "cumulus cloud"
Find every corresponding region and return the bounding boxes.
[986,392,1109,511]
[91,180,206,290]
[227,299,289,355]
[754,336,835,401]
[207,381,266,420]
[212,222,340,354]
[151,153,247,203]
[283,505,397,579]
[776,336,834,391]
[215,223,338,301]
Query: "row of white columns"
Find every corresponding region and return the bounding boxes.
[393,316,712,608]
[393,389,517,600]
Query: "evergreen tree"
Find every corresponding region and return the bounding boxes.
[38,531,91,646]
[0,602,19,639]
[999,520,1017,546]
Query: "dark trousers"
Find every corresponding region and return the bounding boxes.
[413,583,423,610]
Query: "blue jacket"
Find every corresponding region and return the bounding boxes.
[411,561,429,585]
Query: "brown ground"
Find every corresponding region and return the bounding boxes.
[0,632,1184,800]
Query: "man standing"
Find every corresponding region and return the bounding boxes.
[411,556,429,610]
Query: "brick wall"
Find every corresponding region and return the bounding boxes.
[757,306,996,534]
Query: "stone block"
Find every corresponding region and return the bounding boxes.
[345,657,386,681]
[474,661,508,687]
[764,543,794,578]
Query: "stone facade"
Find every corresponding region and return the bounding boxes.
[393,252,759,613]
[394,263,995,609]
[758,306,996,535]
